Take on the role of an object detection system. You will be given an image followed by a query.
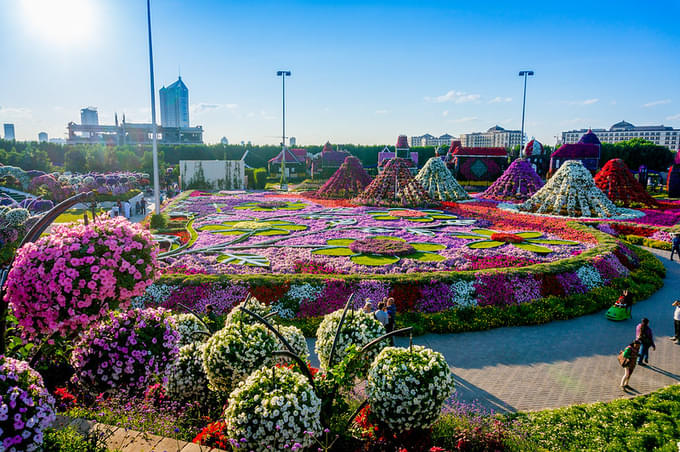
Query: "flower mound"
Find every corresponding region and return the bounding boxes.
[165,342,211,403]
[481,158,544,201]
[70,307,180,394]
[519,160,623,218]
[349,238,416,256]
[316,155,372,199]
[367,346,454,431]
[353,158,435,208]
[202,323,277,393]
[174,313,209,347]
[5,216,158,338]
[315,310,386,370]
[276,325,310,363]
[0,356,56,452]
[594,158,658,208]
[415,156,470,201]
[225,297,270,326]
[224,366,321,452]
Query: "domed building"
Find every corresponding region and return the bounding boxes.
[549,129,601,175]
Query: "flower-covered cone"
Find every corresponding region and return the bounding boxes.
[316,156,372,199]
[594,159,658,208]
[353,158,436,208]
[519,160,623,218]
[415,156,470,201]
[481,158,544,201]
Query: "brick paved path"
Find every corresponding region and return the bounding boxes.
[308,248,680,413]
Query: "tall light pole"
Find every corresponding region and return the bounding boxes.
[518,70,534,155]
[277,70,291,190]
[147,0,160,214]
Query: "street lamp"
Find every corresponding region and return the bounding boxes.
[146,0,160,214]
[518,70,534,154]
[277,70,291,190]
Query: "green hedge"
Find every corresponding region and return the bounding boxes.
[620,234,672,251]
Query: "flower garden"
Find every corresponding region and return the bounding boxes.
[1,153,679,451]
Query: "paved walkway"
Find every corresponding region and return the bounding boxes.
[308,248,680,413]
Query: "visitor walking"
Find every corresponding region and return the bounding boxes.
[386,297,396,345]
[635,318,656,365]
[671,233,680,261]
[117,201,123,217]
[374,302,389,327]
[671,300,680,344]
[123,200,131,218]
[619,339,641,389]
[141,198,147,214]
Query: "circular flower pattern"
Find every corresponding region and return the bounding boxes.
[202,322,277,393]
[452,228,579,254]
[315,309,386,371]
[312,236,446,266]
[225,366,321,452]
[234,200,307,211]
[0,356,56,452]
[367,345,454,431]
[367,208,462,223]
[197,218,308,237]
[70,307,180,394]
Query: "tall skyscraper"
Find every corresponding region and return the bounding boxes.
[38,132,48,142]
[159,76,189,128]
[3,124,15,140]
[80,107,99,125]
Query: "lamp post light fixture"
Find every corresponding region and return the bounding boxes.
[277,70,291,190]
[518,70,534,154]
[146,0,160,214]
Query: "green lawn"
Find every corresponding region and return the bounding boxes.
[53,208,106,223]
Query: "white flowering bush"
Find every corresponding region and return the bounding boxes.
[0,357,56,452]
[225,297,270,326]
[271,302,295,319]
[225,366,321,452]
[132,283,174,308]
[367,346,454,431]
[415,156,470,201]
[576,264,603,290]
[286,283,324,304]
[165,342,212,404]
[450,280,477,307]
[202,323,277,393]
[276,325,309,363]
[315,310,386,371]
[174,313,209,347]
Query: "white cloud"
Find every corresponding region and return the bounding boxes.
[448,116,478,123]
[425,90,480,104]
[562,99,599,106]
[667,113,680,121]
[643,99,671,108]
[0,106,32,119]
[442,110,449,117]
[375,109,389,115]
[489,97,512,104]
[190,103,238,114]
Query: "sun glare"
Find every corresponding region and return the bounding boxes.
[21,0,96,45]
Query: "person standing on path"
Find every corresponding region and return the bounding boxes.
[671,300,680,343]
[620,340,641,389]
[374,302,389,328]
[141,198,147,215]
[670,233,680,261]
[636,318,656,365]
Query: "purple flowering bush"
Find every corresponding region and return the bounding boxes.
[0,356,56,452]
[70,307,180,395]
[5,216,158,339]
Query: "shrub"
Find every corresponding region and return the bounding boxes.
[70,307,180,394]
[224,366,322,452]
[165,342,212,404]
[150,213,168,229]
[367,346,454,431]
[276,325,310,363]
[0,356,56,452]
[5,216,158,339]
[174,313,209,347]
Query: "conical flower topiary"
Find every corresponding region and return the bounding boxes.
[594,159,658,208]
[353,158,436,208]
[316,156,372,199]
[481,159,544,201]
[415,156,470,201]
[519,160,622,218]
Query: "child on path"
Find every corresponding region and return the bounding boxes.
[620,340,641,389]
[636,318,656,365]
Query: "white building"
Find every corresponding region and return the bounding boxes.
[80,107,99,126]
[561,121,680,149]
[409,133,456,147]
[458,125,522,148]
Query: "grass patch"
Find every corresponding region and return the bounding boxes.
[54,208,106,224]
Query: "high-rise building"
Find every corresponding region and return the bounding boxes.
[38,132,48,142]
[561,121,680,149]
[80,107,99,125]
[458,125,522,148]
[3,124,15,140]
[159,76,189,128]
[289,137,296,146]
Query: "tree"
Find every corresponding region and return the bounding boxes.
[600,138,673,172]
[64,147,88,172]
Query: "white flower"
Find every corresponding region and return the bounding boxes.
[415,157,470,201]
[165,342,213,403]
[449,280,476,307]
[173,313,210,347]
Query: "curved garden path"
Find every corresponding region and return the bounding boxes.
[309,248,680,413]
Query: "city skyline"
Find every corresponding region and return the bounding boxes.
[0,0,678,145]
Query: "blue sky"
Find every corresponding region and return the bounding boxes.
[1,0,679,146]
